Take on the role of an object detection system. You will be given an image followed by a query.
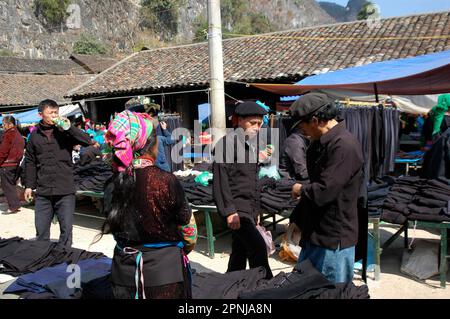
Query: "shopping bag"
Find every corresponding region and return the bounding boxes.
[256,224,276,256]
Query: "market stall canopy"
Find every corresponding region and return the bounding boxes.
[0,108,38,125]
[59,104,82,118]
[11,108,40,124]
[0,104,82,124]
[251,50,450,96]
[314,89,439,114]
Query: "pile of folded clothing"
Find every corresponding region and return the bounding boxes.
[178,175,214,206]
[74,162,113,193]
[0,237,105,276]
[3,257,112,299]
[178,169,298,211]
[192,260,370,299]
[260,178,298,214]
[407,178,450,222]
[381,177,450,224]
[367,176,396,218]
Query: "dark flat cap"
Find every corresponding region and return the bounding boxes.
[235,101,268,116]
[289,93,331,128]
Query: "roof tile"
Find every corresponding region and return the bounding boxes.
[69,11,450,98]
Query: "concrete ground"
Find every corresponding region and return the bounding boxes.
[0,197,449,299]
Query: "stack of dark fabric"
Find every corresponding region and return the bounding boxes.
[367,176,396,218]
[260,178,298,214]
[4,257,112,299]
[381,177,450,224]
[74,162,113,193]
[0,237,105,276]
[408,178,450,222]
[178,163,217,206]
[179,171,297,210]
[192,260,370,299]
[178,175,214,206]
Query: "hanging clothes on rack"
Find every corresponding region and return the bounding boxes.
[337,103,400,180]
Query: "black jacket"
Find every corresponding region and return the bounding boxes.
[25,122,91,196]
[213,130,261,223]
[279,130,309,181]
[79,145,102,166]
[421,127,450,179]
[290,120,364,250]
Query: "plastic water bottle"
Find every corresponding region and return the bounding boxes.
[53,117,71,131]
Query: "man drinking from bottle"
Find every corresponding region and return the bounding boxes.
[24,99,91,247]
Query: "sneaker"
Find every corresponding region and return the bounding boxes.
[1,208,20,215]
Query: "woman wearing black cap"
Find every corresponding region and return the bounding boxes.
[212,101,273,279]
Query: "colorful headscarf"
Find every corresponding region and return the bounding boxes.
[103,110,155,172]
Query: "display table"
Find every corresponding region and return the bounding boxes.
[370,217,450,287]
[189,204,291,259]
[189,204,229,259]
[406,221,450,288]
[394,150,424,175]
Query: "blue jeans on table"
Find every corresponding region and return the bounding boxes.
[295,241,355,284]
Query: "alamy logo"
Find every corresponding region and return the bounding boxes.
[365,3,382,30]
[66,264,81,289]
[170,121,280,165]
[66,4,81,29]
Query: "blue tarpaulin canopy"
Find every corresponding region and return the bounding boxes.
[14,108,41,124]
[251,50,450,96]
[0,104,82,125]
[0,108,40,124]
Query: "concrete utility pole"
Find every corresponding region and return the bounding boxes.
[207,0,227,144]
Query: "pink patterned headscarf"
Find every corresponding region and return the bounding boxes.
[103,110,154,172]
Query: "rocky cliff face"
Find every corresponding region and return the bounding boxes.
[0,0,141,59]
[319,0,367,22]
[177,0,335,42]
[0,0,336,59]
[247,0,335,29]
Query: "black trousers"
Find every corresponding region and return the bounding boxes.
[227,218,273,279]
[0,166,20,211]
[35,194,75,247]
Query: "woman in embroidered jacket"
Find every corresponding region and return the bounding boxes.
[98,110,194,299]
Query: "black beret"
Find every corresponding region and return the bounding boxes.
[235,101,267,116]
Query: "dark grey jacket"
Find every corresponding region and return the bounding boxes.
[25,122,91,196]
[213,130,261,223]
[280,130,309,181]
[290,121,364,250]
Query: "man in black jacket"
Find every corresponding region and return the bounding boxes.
[213,101,273,279]
[24,99,92,247]
[290,93,364,284]
[279,126,309,182]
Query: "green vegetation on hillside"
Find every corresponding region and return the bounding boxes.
[33,0,71,29]
[73,34,108,55]
[194,0,275,42]
[357,1,379,20]
[141,0,186,41]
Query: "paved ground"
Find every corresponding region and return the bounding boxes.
[0,197,449,299]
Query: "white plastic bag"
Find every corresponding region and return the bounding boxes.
[256,225,276,256]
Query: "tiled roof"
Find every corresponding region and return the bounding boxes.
[69,54,118,73]
[0,57,89,75]
[0,74,93,106]
[68,11,450,98]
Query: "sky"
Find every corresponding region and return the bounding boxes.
[322,0,450,17]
